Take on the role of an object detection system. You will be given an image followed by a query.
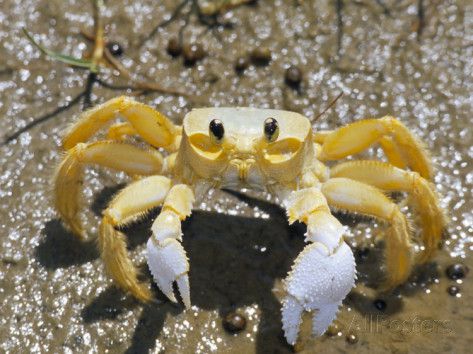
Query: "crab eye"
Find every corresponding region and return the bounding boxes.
[209,119,224,143]
[264,117,279,143]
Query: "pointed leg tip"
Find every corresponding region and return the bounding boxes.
[135,287,153,303]
[67,222,85,240]
[176,275,191,309]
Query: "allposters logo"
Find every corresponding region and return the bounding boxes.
[346,314,453,335]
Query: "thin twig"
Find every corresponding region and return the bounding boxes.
[2,90,86,146]
[91,0,105,71]
[82,72,97,109]
[312,92,344,122]
[95,77,191,98]
[140,0,191,47]
[416,0,425,40]
[335,0,344,56]
[80,28,190,97]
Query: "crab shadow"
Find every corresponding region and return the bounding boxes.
[36,185,439,353]
[79,187,307,353]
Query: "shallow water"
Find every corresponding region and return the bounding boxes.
[0,0,472,353]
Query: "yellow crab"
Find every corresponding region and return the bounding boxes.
[54,96,445,345]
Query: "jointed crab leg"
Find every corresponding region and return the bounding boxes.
[106,122,137,141]
[316,117,433,179]
[147,184,195,308]
[322,177,413,288]
[54,140,163,238]
[377,136,409,170]
[100,176,172,301]
[62,96,180,151]
[330,160,445,262]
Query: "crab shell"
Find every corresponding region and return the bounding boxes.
[176,107,313,188]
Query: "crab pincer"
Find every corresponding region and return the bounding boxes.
[282,241,356,345]
[146,185,195,308]
[281,189,357,345]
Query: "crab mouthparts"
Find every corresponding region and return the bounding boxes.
[231,158,256,182]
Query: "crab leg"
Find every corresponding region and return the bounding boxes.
[330,160,446,262]
[280,187,356,345]
[147,184,195,308]
[54,140,163,238]
[106,122,137,141]
[100,176,172,301]
[62,96,180,151]
[322,177,414,288]
[317,117,433,179]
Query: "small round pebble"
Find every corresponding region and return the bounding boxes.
[183,43,206,65]
[346,333,358,344]
[446,263,468,280]
[373,299,387,311]
[250,47,272,66]
[447,285,460,296]
[285,65,303,87]
[235,56,249,73]
[167,37,182,57]
[356,247,370,261]
[107,41,124,57]
[223,312,246,333]
[325,322,340,336]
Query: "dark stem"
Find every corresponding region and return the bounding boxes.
[140,0,191,47]
[335,0,344,56]
[2,90,86,146]
[82,72,98,109]
[312,92,344,123]
[417,0,425,40]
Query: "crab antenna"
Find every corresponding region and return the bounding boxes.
[311,92,343,123]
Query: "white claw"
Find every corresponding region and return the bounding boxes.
[282,241,356,345]
[281,295,304,345]
[146,237,190,306]
[176,274,191,308]
[311,302,340,336]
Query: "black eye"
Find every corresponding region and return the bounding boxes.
[209,119,224,143]
[264,117,279,142]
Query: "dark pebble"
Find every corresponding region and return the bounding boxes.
[446,263,468,280]
[447,285,460,296]
[373,299,387,311]
[167,37,182,57]
[325,322,340,336]
[285,65,303,87]
[223,312,246,333]
[107,41,124,57]
[346,333,358,344]
[355,247,370,261]
[183,43,206,65]
[204,72,220,83]
[235,56,249,73]
[250,47,272,66]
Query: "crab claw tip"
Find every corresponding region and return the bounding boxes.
[282,241,356,345]
[281,296,304,346]
[176,274,191,308]
[146,237,190,307]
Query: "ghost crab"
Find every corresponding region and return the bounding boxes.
[54,96,445,345]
